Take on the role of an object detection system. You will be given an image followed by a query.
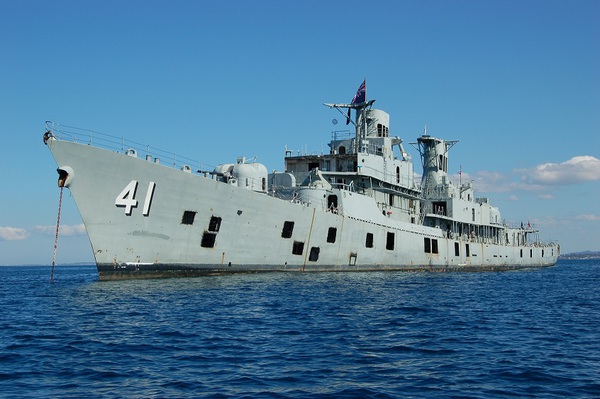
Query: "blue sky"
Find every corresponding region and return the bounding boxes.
[1,0,598,265]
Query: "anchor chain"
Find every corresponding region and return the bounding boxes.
[50,187,63,282]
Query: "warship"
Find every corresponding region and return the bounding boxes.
[44,82,558,280]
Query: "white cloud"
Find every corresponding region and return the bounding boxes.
[449,170,539,194]
[60,224,87,236]
[518,156,600,185]
[474,171,506,183]
[530,216,559,226]
[574,214,600,221]
[32,225,56,235]
[0,227,29,241]
[458,155,599,195]
[33,224,87,236]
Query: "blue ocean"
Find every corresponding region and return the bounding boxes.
[1,260,598,398]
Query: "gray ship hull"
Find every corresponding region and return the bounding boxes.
[47,138,558,280]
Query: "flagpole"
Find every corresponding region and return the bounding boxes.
[348,79,367,153]
[361,80,367,152]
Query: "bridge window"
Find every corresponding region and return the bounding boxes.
[433,201,446,216]
[377,123,382,137]
[376,123,389,137]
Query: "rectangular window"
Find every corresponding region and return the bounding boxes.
[349,252,357,266]
[365,233,374,248]
[432,201,446,216]
[292,241,304,255]
[520,249,523,258]
[424,237,431,253]
[208,216,222,232]
[201,232,217,248]
[181,211,197,225]
[327,227,337,243]
[530,249,533,258]
[282,221,294,238]
[309,247,320,262]
[432,239,438,254]
[466,243,470,257]
[454,242,460,256]
[386,232,395,250]
[201,215,221,248]
[472,208,475,222]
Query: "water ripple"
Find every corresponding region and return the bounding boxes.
[0,262,598,398]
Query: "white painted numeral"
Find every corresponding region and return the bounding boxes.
[115,180,138,215]
[142,182,156,216]
[115,180,156,216]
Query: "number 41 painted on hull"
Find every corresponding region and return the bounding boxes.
[115,180,156,216]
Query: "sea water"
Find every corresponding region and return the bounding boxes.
[0,260,598,398]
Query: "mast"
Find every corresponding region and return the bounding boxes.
[323,80,374,153]
[411,134,458,198]
[353,80,368,152]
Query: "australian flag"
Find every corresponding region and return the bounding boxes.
[351,80,366,105]
[347,80,366,124]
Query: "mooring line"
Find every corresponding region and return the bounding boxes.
[50,187,64,282]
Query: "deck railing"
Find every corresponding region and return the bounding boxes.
[45,121,212,174]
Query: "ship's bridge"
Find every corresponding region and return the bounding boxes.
[282,106,417,192]
[327,108,404,158]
